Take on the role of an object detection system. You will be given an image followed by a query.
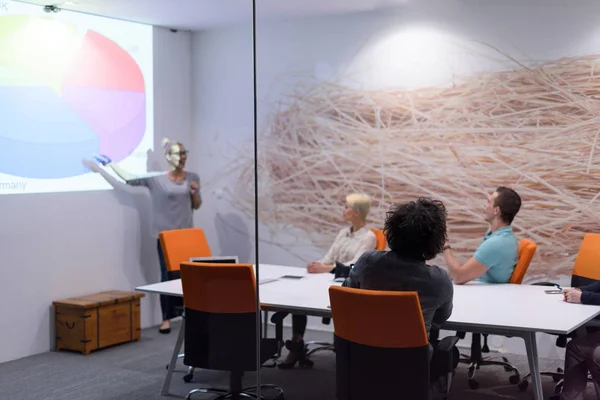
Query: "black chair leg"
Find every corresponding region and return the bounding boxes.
[481,334,490,353]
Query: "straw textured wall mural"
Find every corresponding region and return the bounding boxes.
[228,50,600,281]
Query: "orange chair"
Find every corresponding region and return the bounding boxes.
[330,286,456,399]
[158,228,212,380]
[510,239,538,284]
[371,228,387,250]
[569,233,600,286]
[180,262,284,400]
[459,238,537,390]
[159,227,212,275]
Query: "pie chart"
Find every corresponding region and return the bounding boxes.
[0,15,146,179]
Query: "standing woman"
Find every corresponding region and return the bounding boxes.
[84,138,201,334]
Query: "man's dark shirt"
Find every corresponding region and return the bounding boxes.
[580,282,600,305]
[342,250,454,335]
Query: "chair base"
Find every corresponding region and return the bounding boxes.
[458,355,521,389]
[185,385,284,400]
[516,368,563,391]
[457,333,520,389]
[305,341,335,357]
[183,367,196,383]
[164,353,195,382]
[519,368,594,395]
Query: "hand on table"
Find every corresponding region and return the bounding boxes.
[307,262,333,274]
[563,288,583,304]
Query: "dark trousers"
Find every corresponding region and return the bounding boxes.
[562,330,600,400]
[157,239,183,321]
[292,314,307,336]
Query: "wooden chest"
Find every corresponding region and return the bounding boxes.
[53,290,145,355]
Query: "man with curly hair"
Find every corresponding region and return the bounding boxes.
[343,197,453,336]
[442,186,522,285]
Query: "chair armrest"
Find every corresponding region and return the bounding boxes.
[431,336,460,382]
[437,336,460,353]
[334,262,351,279]
[556,335,568,348]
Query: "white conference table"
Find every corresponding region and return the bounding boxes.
[136,264,600,400]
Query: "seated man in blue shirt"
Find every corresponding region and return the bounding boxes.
[442,186,522,284]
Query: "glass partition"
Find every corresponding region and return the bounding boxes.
[251,0,586,398]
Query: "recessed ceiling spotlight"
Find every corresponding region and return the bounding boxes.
[43,5,61,13]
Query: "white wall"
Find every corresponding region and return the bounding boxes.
[190,0,600,360]
[0,26,192,364]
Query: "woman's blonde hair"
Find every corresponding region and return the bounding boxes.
[346,193,372,219]
[162,138,183,155]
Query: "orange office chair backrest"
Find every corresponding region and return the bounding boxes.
[329,286,430,400]
[571,233,600,286]
[159,228,212,273]
[180,262,265,372]
[181,262,256,314]
[371,229,387,250]
[509,239,537,284]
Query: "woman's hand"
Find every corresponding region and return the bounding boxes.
[307,262,334,274]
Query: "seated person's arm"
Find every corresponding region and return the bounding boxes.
[442,243,489,285]
[433,298,454,328]
[342,252,370,288]
[582,290,600,306]
[565,284,600,305]
[579,281,600,294]
[307,231,343,273]
[432,277,454,326]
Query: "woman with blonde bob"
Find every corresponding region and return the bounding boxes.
[278,193,378,369]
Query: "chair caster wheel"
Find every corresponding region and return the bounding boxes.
[554,382,564,395]
[183,373,193,383]
[165,365,169,370]
[509,374,520,384]
[468,379,479,389]
[517,380,528,391]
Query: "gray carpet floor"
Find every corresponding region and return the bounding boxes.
[0,320,598,400]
